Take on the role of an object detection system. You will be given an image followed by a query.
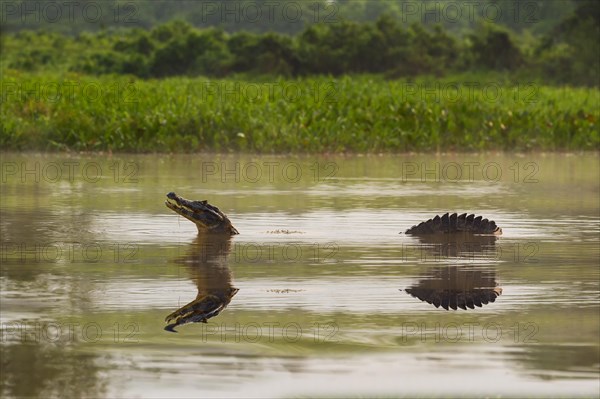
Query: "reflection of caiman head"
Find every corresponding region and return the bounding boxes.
[165,192,239,235]
[165,233,238,332]
[405,266,502,310]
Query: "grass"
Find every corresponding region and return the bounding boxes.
[1,69,598,152]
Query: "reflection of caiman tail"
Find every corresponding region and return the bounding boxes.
[165,233,238,332]
[405,213,502,236]
[405,267,502,310]
[411,234,498,258]
[165,192,239,235]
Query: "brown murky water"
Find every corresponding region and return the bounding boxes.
[1,152,599,398]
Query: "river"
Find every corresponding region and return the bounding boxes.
[1,152,598,397]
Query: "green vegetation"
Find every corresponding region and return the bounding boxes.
[0,0,577,36]
[0,0,598,152]
[2,72,597,152]
[2,3,598,85]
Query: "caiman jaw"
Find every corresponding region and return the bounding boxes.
[164,287,239,332]
[165,192,239,234]
[165,193,204,227]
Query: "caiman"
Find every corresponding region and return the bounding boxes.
[164,192,239,332]
[405,213,502,236]
[164,233,238,332]
[166,192,239,235]
[164,195,505,319]
[166,194,502,237]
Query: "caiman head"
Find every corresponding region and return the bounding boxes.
[166,192,239,235]
[164,287,239,333]
[164,234,238,333]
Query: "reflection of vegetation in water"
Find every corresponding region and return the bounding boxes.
[0,209,96,244]
[513,344,600,379]
[0,345,106,398]
[165,234,238,332]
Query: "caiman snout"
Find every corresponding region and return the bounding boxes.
[164,287,239,332]
[166,192,239,235]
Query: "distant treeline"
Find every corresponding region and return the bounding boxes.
[0,0,577,36]
[2,1,598,85]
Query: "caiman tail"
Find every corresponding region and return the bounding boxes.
[405,213,502,235]
[165,192,239,235]
[405,267,502,310]
[405,285,502,310]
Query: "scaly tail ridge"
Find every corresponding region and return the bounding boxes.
[405,213,502,235]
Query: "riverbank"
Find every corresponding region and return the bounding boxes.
[1,72,597,152]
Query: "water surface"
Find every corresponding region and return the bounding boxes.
[1,153,599,398]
